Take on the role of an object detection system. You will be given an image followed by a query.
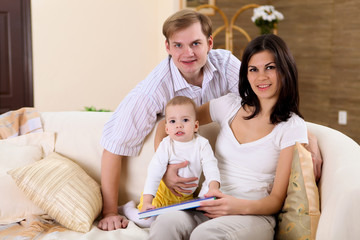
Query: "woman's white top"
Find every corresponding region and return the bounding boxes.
[210,93,308,200]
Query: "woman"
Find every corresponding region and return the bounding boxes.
[148,34,308,239]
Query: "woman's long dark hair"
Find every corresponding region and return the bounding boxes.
[239,34,303,124]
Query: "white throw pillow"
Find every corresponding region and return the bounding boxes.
[0,132,55,224]
[0,142,45,224]
[4,132,55,157]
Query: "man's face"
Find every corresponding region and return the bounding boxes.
[165,22,213,82]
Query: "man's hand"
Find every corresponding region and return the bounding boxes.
[97,213,129,231]
[306,131,323,182]
[163,161,198,197]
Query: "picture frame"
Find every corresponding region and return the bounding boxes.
[180,0,216,16]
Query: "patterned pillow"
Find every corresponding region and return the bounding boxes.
[275,142,321,240]
[8,152,102,232]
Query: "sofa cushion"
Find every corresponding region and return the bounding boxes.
[8,152,102,233]
[275,142,321,239]
[0,132,55,224]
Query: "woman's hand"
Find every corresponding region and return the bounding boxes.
[162,161,198,197]
[197,191,242,218]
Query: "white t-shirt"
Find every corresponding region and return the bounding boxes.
[210,93,308,200]
[143,134,221,197]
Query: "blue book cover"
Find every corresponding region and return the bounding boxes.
[138,196,216,219]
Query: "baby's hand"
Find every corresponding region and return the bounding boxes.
[140,202,155,213]
[205,188,222,198]
[205,181,221,198]
[140,202,156,220]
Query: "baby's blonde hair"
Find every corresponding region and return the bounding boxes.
[165,96,197,119]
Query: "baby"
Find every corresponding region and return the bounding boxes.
[123,96,221,227]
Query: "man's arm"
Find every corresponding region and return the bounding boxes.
[305,131,323,182]
[97,150,129,231]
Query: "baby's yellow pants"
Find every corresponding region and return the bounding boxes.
[137,180,193,210]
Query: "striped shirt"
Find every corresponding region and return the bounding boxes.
[101,49,241,156]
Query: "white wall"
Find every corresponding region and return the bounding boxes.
[31,0,179,111]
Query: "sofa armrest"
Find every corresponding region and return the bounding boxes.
[306,122,360,240]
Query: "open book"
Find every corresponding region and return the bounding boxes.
[138,197,216,219]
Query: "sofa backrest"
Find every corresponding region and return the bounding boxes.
[40,111,221,205]
[41,111,110,186]
[41,112,360,209]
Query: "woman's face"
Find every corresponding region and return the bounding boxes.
[247,50,280,102]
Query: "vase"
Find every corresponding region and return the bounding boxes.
[260,25,273,35]
[257,21,277,35]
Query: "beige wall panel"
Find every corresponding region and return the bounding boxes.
[31,0,177,112]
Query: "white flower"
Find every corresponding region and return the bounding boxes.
[274,11,284,21]
[251,5,284,23]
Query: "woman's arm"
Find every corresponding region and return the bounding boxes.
[198,145,294,217]
[244,145,294,215]
[196,102,212,126]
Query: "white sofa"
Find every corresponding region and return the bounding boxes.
[4,111,360,239]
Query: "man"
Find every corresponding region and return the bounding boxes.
[98,9,240,231]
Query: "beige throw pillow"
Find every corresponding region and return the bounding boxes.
[275,142,321,240]
[8,152,103,232]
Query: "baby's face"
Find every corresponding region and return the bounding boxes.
[165,103,199,142]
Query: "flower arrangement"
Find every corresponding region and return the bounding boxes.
[251,5,284,35]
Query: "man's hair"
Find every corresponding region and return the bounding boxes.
[165,96,197,118]
[162,9,212,43]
